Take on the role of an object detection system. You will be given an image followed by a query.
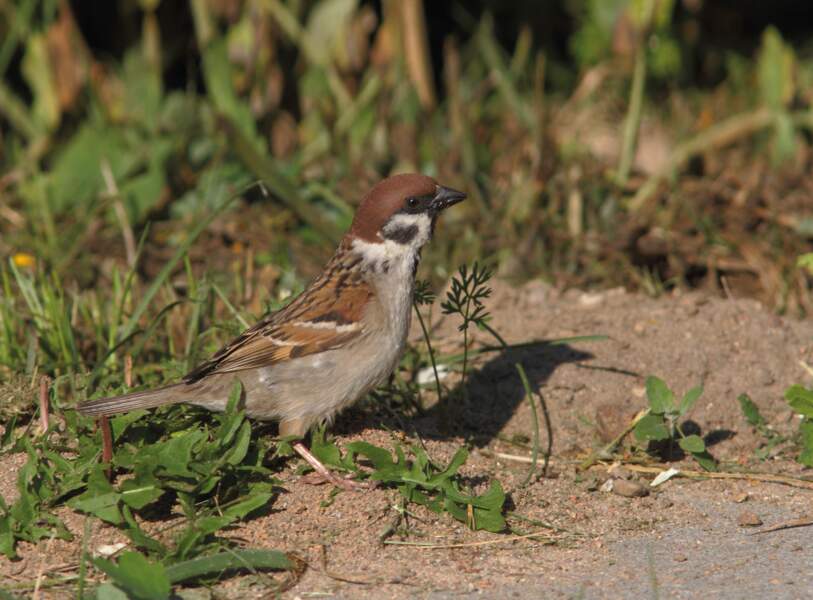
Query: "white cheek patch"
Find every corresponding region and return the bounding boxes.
[382,213,432,247]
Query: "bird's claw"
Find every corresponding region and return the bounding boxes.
[299,470,378,491]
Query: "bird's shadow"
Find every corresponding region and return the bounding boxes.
[337,341,593,448]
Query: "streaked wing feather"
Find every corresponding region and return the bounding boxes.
[184,248,372,383]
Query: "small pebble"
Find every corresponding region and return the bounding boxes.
[607,464,633,480]
[674,554,688,562]
[733,492,749,503]
[737,511,763,527]
[611,479,650,498]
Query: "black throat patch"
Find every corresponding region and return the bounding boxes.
[382,223,419,245]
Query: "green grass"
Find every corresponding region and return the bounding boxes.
[0,260,535,596]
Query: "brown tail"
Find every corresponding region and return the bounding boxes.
[76,383,188,417]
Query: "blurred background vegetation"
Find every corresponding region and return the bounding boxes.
[3,0,813,395]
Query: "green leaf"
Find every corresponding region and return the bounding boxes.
[200,39,262,153]
[225,379,244,415]
[345,442,398,475]
[152,430,205,478]
[427,447,469,485]
[70,492,122,525]
[310,429,343,468]
[757,26,795,111]
[691,451,718,472]
[473,480,506,512]
[645,376,675,414]
[119,481,163,510]
[798,253,813,275]
[737,394,765,427]
[0,514,16,559]
[798,420,813,467]
[633,414,670,442]
[678,435,705,453]
[93,583,129,600]
[69,472,123,525]
[165,549,292,583]
[21,33,59,132]
[48,123,133,213]
[785,385,813,417]
[679,386,703,416]
[221,493,272,521]
[121,505,165,554]
[92,552,170,600]
[110,410,148,440]
[471,505,506,532]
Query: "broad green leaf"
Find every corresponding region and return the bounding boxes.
[633,414,670,442]
[427,447,469,485]
[679,386,703,416]
[678,435,705,453]
[473,480,506,512]
[119,481,162,510]
[0,514,15,558]
[94,583,129,600]
[798,253,813,275]
[110,410,148,440]
[737,394,765,427]
[48,123,134,212]
[471,505,506,532]
[121,49,162,129]
[757,26,795,111]
[151,430,205,478]
[119,162,166,223]
[224,420,252,466]
[122,505,165,554]
[645,376,675,414]
[692,451,718,472]
[165,549,292,583]
[200,39,262,152]
[69,492,122,525]
[225,379,244,415]
[221,493,272,521]
[346,442,397,474]
[92,552,170,600]
[798,420,813,467]
[785,385,813,417]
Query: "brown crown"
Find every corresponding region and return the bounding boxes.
[348,173,437,242]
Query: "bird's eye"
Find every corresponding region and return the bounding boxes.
[407,197,419,209]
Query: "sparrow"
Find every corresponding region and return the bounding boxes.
[77,173,466,490]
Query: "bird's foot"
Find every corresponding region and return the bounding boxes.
[292,441,377,492]
[299,470,378,491]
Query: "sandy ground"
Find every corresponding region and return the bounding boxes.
[2,281,813,599]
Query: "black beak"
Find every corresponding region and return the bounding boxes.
[431,185,467,212]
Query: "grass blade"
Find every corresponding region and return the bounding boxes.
[165,549,292,583]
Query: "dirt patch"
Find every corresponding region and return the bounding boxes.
[2,282,813,598]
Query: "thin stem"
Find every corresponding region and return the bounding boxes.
[616,34,647,186]
[413,300,443,406]
[515,363,539,487]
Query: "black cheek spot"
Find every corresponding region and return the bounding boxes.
[383,224,419,244]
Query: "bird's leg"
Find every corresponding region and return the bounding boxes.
[292,442,376,491]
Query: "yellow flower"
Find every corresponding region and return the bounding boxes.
[12,253,36,268]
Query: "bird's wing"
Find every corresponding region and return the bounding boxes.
[183,258,373,383]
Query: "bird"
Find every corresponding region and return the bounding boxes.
[77,173,466,490]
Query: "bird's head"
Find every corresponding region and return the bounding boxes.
[348,173,466,251]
